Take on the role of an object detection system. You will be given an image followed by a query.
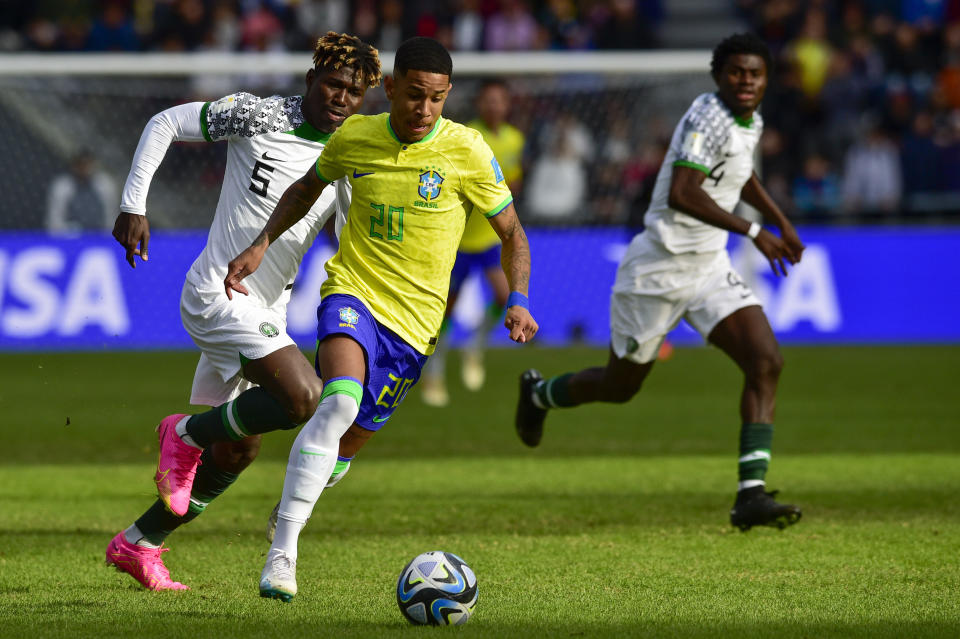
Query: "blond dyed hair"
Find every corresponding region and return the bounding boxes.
[313,31,382,88]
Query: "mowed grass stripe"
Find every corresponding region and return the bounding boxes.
[1,455,958,639]
[3,346,960,465]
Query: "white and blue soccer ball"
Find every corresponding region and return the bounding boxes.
[396,550,478,626]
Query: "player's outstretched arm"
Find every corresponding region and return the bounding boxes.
[116,103,208,268]
[224,167,329,299]
[488,202,538,343]
[669,165,799,277]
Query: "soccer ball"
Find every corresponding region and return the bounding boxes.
[396,551,478,625]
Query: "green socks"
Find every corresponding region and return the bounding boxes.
[532,373,577,408]
[185,386,299,447]
[738,422,773,489]
[133,447,240,546]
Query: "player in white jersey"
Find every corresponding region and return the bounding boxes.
[105,33,382,591]
[515,33,807,531]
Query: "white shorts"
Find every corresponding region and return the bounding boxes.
[609,235,761,364]
[180,282,296,406]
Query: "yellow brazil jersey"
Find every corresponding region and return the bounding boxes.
[459,119,525,253]
[315,113,513,355]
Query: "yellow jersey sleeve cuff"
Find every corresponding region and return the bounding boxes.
[484,195,514,219]
[315,165,334,184]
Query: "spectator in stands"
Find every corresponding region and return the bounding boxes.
[934,110,960,195]
[485,0,542,51]
[377,0,405,51]
[451,0,484,50]
[205,1,241,51]
[537,111,595,165]
[901,109,940,207]
[46,149,116,234]
[540,0,591,50]
[793,152,841,218]
[937,22,960,108]
[592,0,660,49]
[85,0,140,51]
[885,21,938,86]
[526,131,587,222]
[153,0,208,51]
[786,7,833,98]
[841,119,902,215]
[832,1,870,49]
[760,59,809,162]
[819,51,869,160]
[759,126,797,217]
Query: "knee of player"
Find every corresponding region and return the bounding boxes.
[322,392,361,422]
[284,379,325,425]
[749,347,784,382]
[299,392,361,448]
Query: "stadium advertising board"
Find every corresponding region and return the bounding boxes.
[0,227,954,350]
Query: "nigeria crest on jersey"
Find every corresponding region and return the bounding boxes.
[418,168,444,201]
[259,322,280,338]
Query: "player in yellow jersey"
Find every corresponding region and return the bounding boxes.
[421,78,527,406]
[223,37,538,601]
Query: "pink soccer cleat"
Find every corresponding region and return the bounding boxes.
[105,532,189,591]
[155,413,202,516]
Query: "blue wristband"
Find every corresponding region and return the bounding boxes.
[506,291,529,310]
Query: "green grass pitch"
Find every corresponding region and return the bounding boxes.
[1,345,959,638]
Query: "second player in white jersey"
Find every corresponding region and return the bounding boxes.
[514,33,807,535]
[644,91,763,255]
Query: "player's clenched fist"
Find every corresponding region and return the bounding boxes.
[505,306,538,344]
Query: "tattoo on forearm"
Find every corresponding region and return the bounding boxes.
[502,221,530,294]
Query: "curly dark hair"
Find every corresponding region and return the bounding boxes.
[313,31,382,88]
[711,32,772,78]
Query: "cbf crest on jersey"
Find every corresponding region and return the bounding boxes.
[418,166,445,201]
[338,306,359,330]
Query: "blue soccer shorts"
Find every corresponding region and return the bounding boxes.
[315,293,428,431]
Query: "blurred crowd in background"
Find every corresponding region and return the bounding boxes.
[5,0,960,226]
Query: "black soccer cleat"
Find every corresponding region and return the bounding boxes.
[730,487,802,531]
[515,369,548,447]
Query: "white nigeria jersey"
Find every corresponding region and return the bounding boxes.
[643,92,762,254]
[189,92,348,306]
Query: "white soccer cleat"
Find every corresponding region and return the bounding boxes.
[259,549,297,602]
[461,351,485,391]
[420,374,449,407]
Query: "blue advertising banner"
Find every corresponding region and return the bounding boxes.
[0,227,955,351]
